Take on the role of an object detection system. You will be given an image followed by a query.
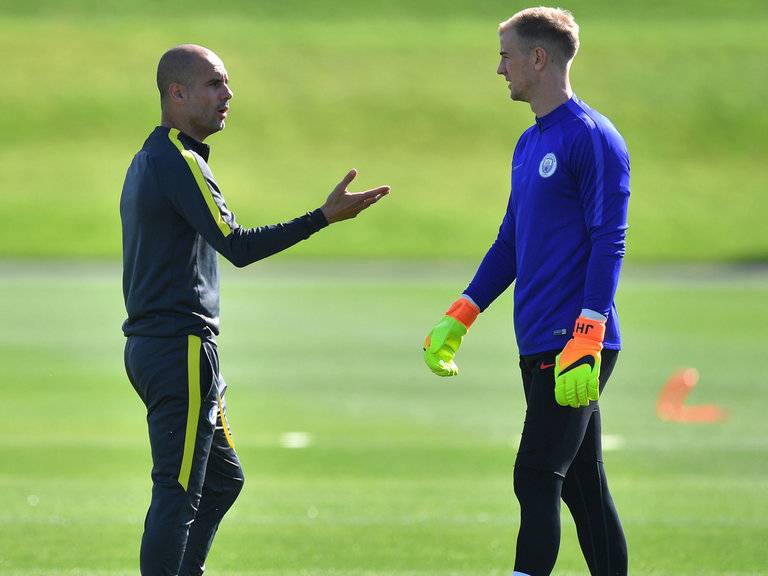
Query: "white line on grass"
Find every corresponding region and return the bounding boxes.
[279,431,314,449]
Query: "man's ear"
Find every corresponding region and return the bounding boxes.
[532,46,548,71]
[169,82,185,104]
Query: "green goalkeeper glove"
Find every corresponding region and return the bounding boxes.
[423,297,480,376]
[554,315,606,407]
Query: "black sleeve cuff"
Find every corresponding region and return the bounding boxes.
[303,209,329,235]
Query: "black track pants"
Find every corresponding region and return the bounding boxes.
[125,335,245,576]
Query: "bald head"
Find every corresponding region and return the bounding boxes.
[156,44,233,142]
[157,44,222,102]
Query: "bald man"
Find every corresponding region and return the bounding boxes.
[121,45,389,576]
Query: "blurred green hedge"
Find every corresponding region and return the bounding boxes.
[2,0,766,261]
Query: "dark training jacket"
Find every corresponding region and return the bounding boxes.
[121,126,328,340]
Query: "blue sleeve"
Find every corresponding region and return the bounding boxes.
[463,203,517,312]
[576,123,630,317]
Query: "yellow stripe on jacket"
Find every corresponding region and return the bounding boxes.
[168,128,231,237]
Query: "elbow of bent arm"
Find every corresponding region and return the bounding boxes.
[224,251,260,268]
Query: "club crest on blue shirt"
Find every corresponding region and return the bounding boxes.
[539,153,557,178]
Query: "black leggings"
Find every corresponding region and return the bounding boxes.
[512,349,627,576]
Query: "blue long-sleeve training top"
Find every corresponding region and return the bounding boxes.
[464,96,630,355]
[121,126,328,340]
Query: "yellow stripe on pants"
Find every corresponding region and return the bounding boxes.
[218,393,236,451]
[179,335,202,491]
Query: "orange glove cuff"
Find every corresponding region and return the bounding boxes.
[446,297,480,329]
[572,315,606,345]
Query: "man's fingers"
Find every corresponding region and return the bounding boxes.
[348,186,391,199]
[322,171,389,223]
[343,188,390,216]
[336,169,358,191]
[359,187,391,203]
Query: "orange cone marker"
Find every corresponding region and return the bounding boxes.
[655,368,729,422]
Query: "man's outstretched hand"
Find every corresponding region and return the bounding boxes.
[320,169,390,224]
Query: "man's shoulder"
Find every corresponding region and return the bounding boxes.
[134,127,194,173]
[566,98,625,143]
[126,127,192,191]
[140,126,175,154]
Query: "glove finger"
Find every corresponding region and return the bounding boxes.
[554,380,568,406]
[424,349,458,376]
[588,376,600,402]
[424,350,446,374]
[576,379,588,407]
[564,377,579,408]
[428,361,450,377]
[435,359,457,377]
[425,342,452,364]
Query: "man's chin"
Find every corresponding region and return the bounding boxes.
[204,122,226,139]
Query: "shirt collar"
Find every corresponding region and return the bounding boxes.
[177,130,211,162]
[535,95,578,132]
[156,126,211,162]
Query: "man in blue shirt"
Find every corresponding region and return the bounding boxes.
[424,8,629,576]
[122,44,389,576]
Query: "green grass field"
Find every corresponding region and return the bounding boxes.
[1,260,767,575]
[2,0,768,573]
